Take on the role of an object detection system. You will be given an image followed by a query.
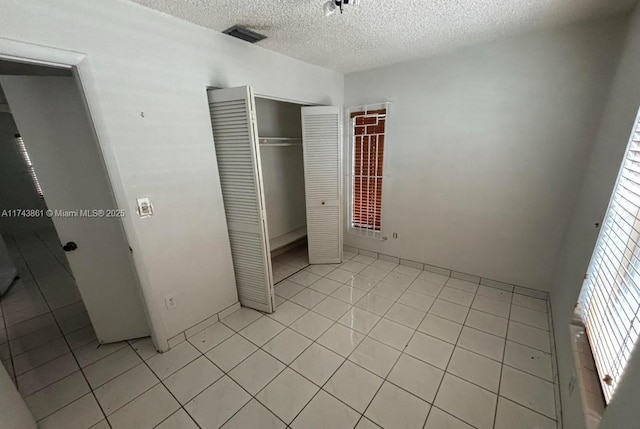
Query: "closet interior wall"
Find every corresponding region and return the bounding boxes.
[254,97,307,254]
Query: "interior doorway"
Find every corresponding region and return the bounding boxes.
[0,59,150,345]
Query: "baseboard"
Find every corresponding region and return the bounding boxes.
[344,245,549,299]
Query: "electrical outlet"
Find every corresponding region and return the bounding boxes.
[165,294,177,310]
[393,232,398,239]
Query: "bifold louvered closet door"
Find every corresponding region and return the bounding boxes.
[208,86,274,313]
[302,106,343,264]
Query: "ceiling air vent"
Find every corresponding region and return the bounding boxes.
[222,25,266,43]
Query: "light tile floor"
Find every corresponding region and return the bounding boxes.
[1,233,560,428]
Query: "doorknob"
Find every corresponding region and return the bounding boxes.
[62,242,78,252]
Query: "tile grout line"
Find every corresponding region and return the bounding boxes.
[492,280,515,429]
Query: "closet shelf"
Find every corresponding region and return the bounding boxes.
[259,137,302,147]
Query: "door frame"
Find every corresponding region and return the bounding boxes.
[0,37,167,351]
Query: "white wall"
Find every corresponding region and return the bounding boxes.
[344,15,628,291]
[0,113,50,234]
[0,0,343,343]
[255,98,307,243]
[550,6,640,429]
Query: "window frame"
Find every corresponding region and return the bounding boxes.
[346,102,390,240]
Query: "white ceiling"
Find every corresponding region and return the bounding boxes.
[130,0,637,73]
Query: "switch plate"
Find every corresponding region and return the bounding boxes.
[165,294,177,310]
[136,197,154,218]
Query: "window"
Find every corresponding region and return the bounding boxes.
[578,110,640,403]
[348,104,388,239]
[15,134,43,197]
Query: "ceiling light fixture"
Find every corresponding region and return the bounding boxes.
[323,0,360,16]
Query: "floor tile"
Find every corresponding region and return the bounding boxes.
[353,254,377,265]
[512,294,547,313]
[292,390,360,429]
[464,309,508,338]
[305,264,336,277]
[349,337,400,377]
[418,314,462,344]
[370,282,405,301]
[500,366,556,419]
[17,352,79,396]
[356,417,381,428]
[428,299,469,324]
[398,290,436,312]
[84,346,141,389]
[510,305,549,330]
[447,347,501,392]
[405,332,454,369]
[409,279,443,297]
[471,295,510,318]
[347,273,380,291]
[338,307,381,334]
[495,397,556,429]
[94,363,158,415]
[263,328,312,364]
[274,280,305,299]
[229,349,286,395]
[382,271,415,288]
[310,278,344,296]
[360,266,390,281]
[268,301,307,326]
[418,270,449,285]
[317,323,365,357]
[185,376,250,429]
[222,399,285,429]
[107,383,179,428]
[313,296,351,320]
[326,268,356,284]
[65,326,97,351]
[503,341,553,381]
[290,343,344,386]
[129,337,157,360]
[239,317,285,346]
[393,264,422,278]
[73,341,127,368]
[13,336,70,376]
[368,318,414,351]
[156,409,199,429]
[355,293,394,316]
[221,308,263,332]
[10,324,62,356]
[25,371,90,421]
[384,302,426,329]
[331,285,367,305]
[257,368,319,424]
[205,333,257,372]
[388,353,443,403]
[165,355,223,404]
[146,341,200,379]
[438,287,475,307]
[290,289,326,309]
[187,321,234,353]
[434,374,496,429]
[324,360,383,413]
[290,270,321,287]
[477,285,512,303]
[445,278,479,293]
[457,326,505,362]
[365,381,430,429]
[507,321,551,353]
[290,311,334,340]
[340,260,368,274]
[371,259,398,271]
[38,393,104,429]
[424,407,474,429]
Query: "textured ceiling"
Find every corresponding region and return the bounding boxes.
[129,0,637,73]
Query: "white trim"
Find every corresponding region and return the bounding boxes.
[0,37,169,352]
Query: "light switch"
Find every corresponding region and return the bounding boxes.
[136,197,154,218]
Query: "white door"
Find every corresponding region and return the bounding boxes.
[301,106,343,264]
[207,86,275,313]
[1,76,150,343]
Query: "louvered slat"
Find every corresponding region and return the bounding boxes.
[208,86,274,313]
[302,106,343,264]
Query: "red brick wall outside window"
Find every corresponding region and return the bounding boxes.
[350,109,386,231]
